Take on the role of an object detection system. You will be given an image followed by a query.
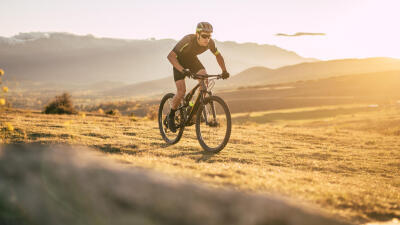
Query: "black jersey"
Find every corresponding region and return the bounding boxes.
[172,34,220,58]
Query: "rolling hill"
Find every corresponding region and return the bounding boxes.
[104,57,400,98]
[224,57,400,87]
[1,104,399,224]
[72,70,400,117]
[217,70,400,114]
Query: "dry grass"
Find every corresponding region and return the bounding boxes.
[1,105,399,224]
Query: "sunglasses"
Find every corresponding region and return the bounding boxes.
[200,34,211,39]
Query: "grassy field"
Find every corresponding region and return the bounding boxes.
[1,104,400,224]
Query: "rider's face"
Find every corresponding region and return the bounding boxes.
[197,32,211,46]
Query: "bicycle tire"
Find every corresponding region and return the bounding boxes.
[195,95,231,153]
[158,93,185,145]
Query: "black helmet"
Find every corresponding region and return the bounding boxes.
[196,22,213,33]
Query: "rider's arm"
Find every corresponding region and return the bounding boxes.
[167,51,184,73]
[216,53,227,72]
[209,39,227,72]
[168,35,192,73]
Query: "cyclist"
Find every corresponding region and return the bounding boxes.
[166,22,230,132]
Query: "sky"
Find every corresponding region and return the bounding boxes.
[1,0,399,60]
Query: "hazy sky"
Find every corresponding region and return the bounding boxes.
[1,0,399,60]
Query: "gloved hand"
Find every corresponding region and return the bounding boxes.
[221,70,230,79]
[182,68,192,78]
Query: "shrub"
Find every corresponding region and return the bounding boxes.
[146,105,158,120]
[0,68,8,109]
[105,109,120,116]
[44,92,77,114]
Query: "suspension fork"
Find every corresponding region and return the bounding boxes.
[207,91,217,123]
[200,90,217,125]
[199,90,209,125]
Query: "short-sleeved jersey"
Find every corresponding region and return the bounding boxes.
[172,34,220,58]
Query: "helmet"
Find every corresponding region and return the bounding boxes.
[196,22,213,33]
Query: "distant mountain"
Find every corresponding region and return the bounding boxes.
[104,57,400,98]
[0,32,315,84]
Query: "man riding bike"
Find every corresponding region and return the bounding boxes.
[166,22,230,132]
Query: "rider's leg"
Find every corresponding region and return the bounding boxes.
[193,69,208,123]
[167,68,186,132]
[167,79,185,132]
[196,69,208,89]
[170,79,186,116]
[196,69,209,97]
[197,69,206,75]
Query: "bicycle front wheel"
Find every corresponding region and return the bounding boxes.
[196,96,231,153]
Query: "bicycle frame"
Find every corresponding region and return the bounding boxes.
[177,75,219,126]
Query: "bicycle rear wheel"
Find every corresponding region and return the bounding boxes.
[196,96,231,153]
[158,93,185,144]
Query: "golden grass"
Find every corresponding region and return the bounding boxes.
[1,106,399,224]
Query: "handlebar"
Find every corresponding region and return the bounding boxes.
[190,73,223,80]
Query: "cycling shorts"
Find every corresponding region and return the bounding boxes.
[173,55,205,82]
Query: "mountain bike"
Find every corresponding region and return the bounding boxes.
[158,73,231,153]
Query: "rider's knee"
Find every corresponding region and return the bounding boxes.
[197,69,207,75]
[177,88,186,98]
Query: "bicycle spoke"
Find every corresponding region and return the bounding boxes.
[158,93,185,144]
[197,96,231,152]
